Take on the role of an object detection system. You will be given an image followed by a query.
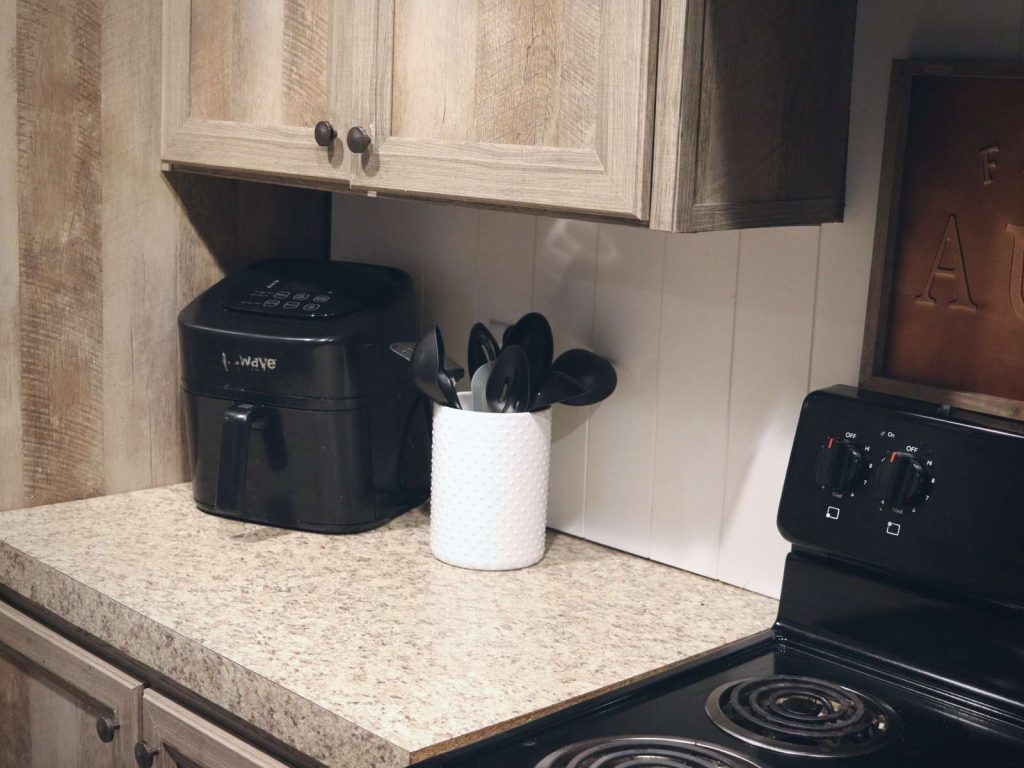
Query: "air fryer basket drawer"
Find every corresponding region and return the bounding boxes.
[185,393,377,531]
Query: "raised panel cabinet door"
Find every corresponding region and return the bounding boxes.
[0,602,143,768]
[349,0,659,219]
[162,0,359,183]
[135,691,291,768]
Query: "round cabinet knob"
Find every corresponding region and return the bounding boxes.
[814,437,864,492]
[346,126,372,153]
[876,451,929,507]
[134,741,159,768]
[95,716,120,743]
[313,120,337,147]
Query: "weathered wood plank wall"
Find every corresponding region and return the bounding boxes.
[0,0,330,510]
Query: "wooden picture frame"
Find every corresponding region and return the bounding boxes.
[861,60,1024,420]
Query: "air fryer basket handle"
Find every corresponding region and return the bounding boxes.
[216,402,263,515]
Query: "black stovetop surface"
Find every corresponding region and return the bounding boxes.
[426,633,1024,768]
[423,388,1024,768]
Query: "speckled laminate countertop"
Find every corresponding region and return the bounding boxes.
[0,484,777,768]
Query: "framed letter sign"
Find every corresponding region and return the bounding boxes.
[862,60,1024,419]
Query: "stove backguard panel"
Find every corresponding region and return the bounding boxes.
[778,386,1024,610]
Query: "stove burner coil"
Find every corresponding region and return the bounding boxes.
[534,736,769,768]
[705,676,897,758]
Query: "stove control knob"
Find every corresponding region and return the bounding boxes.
[814,437,864,492]
[876,451,929,507]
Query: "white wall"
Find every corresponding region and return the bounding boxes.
[331,0,1024,598]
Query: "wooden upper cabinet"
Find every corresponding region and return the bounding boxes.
[162,0,354,183]
[0,602,143,768]
[347,0,659,219]
[160,1,857,231]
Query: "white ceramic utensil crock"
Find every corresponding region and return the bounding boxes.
[429,393,552,570]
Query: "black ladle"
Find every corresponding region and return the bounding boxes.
[468,322,500,379]
[551,349,617,406]
[485,345,531,413]
[412,326,461,409]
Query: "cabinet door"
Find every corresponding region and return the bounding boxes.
[349,0,658,219]
[0,602,143,768]
[137,691,291,768]
[162,1,357,183]
[664,0,858,232]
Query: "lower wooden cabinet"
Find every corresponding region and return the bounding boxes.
[0,602,143,768]
[136,691,291,768]
[0,602,292,768]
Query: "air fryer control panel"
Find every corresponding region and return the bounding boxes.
[222,274,348,319]
[237,286,334,316]
[220,261,393,319]
[778,387,1024,606]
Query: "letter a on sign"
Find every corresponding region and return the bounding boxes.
[1005,223,1024,320]
[915,214,978,310]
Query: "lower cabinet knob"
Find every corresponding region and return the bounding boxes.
[95,716,120,743]
[134,741,159,768]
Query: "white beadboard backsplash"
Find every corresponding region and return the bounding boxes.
[332,0,1024,598]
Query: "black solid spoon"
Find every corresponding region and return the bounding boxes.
[551,349,617,406]
[485,345,531,413]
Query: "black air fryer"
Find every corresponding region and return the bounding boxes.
[178,258,429,533]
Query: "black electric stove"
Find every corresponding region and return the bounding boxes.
[419,386,1024,768]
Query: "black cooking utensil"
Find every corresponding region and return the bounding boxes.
[485,345,531,413]
[530,370,585,411]
[389,341,417,362]
[392,339,464,381]
[505,313,554,389]
[412,326,461,408]
[433,326,462,409]
[444,361,465,383]
[468,322,500,379]
[437,369,461,409]
[551,348,617,406]
[411,329,444,405]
